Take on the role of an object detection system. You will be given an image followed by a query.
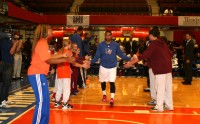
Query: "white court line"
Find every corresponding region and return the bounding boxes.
[0,117,9,120]
[50,108,200,116]
[14,102,32,105]
[9,98,35,100]
[0,113,16,116]
[85,118,144,124]
[8,99,35,103]
[71,103,200,109]
[10,95,34,97]
[134,110,150,113]
[0,121,2,123]
[10,94,34,96]
[186,105,190,107]
[9,97,35,99]
[193,111,198,114]
[9,105,27,108]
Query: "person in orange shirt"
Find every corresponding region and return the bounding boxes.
[54,39,90,110]
[28,24,77,124]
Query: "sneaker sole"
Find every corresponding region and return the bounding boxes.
[165,108,174,111]
[62,107,73,110]
[147,103,156,106]
[62,107,68,110]
[151,110,164,112]
[150,109,163,112]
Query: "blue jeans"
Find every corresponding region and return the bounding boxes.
[28,74,50,124]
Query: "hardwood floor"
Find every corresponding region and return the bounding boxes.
[70,76,200,108]
[9,76,200,124]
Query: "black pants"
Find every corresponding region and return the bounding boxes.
[78,68,85,88]
[0,62,14,103]
[184,61,192,83]
[178,58,183,69]
[146,73,150,88]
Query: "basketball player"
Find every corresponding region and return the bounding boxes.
[91,30,131,106]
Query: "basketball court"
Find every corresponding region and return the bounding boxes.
[2,76,200,124]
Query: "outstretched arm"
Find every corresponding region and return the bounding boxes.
[124,43,155,69]
[72,62,90,69]
[91,45,101,64]
[116,44,131,61]
[124,56,139,68]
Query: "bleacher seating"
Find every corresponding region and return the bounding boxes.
[20,0,74,14]
[77,0,151,15]
[84,0,147,3]
[157,0,179,4]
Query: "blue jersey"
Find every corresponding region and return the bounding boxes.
[70,34,83,57]
[91,41,131,68]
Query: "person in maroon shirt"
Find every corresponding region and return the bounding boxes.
[124,28,174,112]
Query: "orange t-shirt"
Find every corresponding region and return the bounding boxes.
[57,49,72,78]
[28,38,51,75]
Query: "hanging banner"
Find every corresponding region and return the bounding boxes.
[178,16,200,26]
[67,15,89,26]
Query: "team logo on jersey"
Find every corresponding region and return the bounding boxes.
[105,48,112,55]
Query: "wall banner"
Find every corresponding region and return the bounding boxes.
[178,16,200,26]
[67,15,89,26]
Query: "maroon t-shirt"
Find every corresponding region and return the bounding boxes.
[138,40,173,75]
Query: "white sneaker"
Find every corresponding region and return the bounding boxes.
[54,102,60,108]
[150,107,164,112]
[0,100,11,108]
[164,106,174,111]
[82,83,88,89]
[62,103,73,110]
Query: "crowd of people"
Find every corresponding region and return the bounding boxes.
[114,32,200,76]
[1,25,200,124]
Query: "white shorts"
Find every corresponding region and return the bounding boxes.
[99,66,117,82]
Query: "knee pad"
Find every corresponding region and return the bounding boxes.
[110,82,115,93]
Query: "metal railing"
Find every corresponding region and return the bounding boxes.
[75,5,152,16]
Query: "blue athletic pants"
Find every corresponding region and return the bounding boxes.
[28,74,50,124]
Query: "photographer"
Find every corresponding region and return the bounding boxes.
[0,33,19,108]
[12,35,23,80]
